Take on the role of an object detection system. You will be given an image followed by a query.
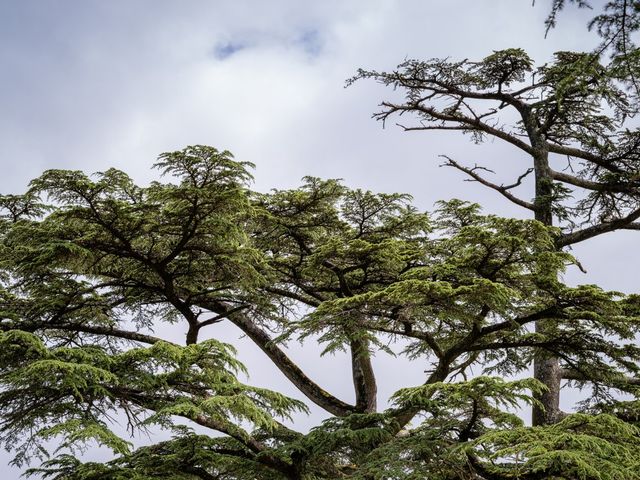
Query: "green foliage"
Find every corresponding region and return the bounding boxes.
[26,435,278,480]
[476,48,534,89]
[470,413,640,480]
[352,36,640,233]
[0,329,305,468]
[1,145,639,479]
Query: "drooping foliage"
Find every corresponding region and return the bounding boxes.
[0,145,639,479]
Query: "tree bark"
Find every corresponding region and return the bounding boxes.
[350,338,377,412]
[529,126,562,426]
[224,307,355,417]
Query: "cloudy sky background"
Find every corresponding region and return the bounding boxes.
[1,1,637,477]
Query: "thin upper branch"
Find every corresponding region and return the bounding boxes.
[379,102,536,155]
[441,155,535,211]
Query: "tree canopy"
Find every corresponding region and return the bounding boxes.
[3,2,640,479]
[1,145,639,479]
[351,0,640,426]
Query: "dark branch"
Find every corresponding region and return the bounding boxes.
[558,206,640,246]
[202,300,355,417]
[440,155,535,210]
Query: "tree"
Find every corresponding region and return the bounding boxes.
[543,0,640,99]
[350,4,640,424]
[1,145,640,479]
[543,1,640,54]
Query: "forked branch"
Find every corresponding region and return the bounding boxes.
[440,155,535,210]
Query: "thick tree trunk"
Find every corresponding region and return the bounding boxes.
[531,137,562,426]
[350,338,378,412]
[532,350,562,425]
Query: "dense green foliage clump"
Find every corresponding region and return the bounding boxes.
[1,145,639,479]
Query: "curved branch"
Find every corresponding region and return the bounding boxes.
[380,102,535,155]
[116,388,295,477]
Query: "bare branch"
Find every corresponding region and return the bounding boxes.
[548,144,624,173]
[621,222,640,230]
[551,169,640,194]
[202,300,355,417]
[378,102,535,155]
[558,206,640,246]
[198,305,250,328]
[440,155,535,211]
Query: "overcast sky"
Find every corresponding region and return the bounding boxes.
[1,1,637,477]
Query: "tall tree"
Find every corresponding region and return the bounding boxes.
[352,19,640,423]
[1,146,640,478]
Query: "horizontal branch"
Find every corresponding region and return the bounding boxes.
[558,206,640,246]
[464,338,558,352]
[561,368,640,387]
[265,286,322,307]
[417,76,528,107]
[1,321,168,346]
[479,306,561,336]
[551,169,640,194]
[379,102,535,155]
[547,144,624,173]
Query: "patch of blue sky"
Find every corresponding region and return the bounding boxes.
[212,28,322,61]
[213,41,246,60]
[296,28,322,57]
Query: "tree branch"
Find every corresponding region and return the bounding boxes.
[547,144,624,173]
[560,367,640,387]
[117,388,295,477]
[440,155,535,210]
[551,169,640,193]
[350,337,378,413]
[557,205,640,246]
[2,321,168,346]
[198,305,250,328]
[202,300,355,417]
[380,101,535,155]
